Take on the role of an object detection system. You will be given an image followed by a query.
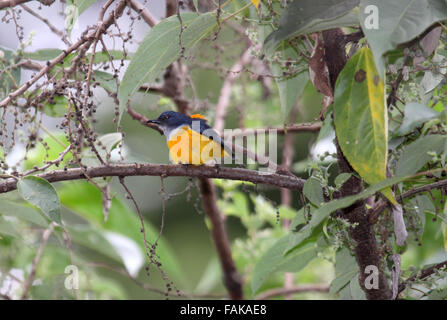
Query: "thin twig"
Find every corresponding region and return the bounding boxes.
[20,222,56,300]
[368,178,447,224]
[214,45,257,134]
[20,3,71,45]
[128,0,159,27]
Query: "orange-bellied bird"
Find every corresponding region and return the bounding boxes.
[147,111,231,165]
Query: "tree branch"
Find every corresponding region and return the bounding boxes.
[398,260,447,295]
[199,178,243,299]
[0,0,31,9]
[0,164,305,194]
[128,0,159,27]
[225,122,322,137]
[322,29,391,300]
[368,178,447,224]
[255,284,329,300]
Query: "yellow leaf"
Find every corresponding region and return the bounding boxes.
[334,47,396,205]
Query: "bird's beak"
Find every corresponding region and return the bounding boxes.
[147,119,160,125]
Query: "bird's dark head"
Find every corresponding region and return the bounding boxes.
[147,111,191,135]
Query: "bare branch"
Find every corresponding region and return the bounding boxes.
[398,260,447,295]
[199,178,243,300]
[128,0,159,27]
[225,122,322,137]
[0,0,31,9]
[20,222,56,300]
[0,163,305,194]
[368,178,447,224]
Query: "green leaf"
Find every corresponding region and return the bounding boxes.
[119,13,217,123]
[334,173,352,188]
[24,134,70,170]
[58,181,184,281]
[286,174,411,253]
[17,176,61,224]
[67,0,96,16]
[91,50,130,65]
[22,49,63,61]
[67,224,122,263]
[271,44,309,120]
[330,248,358,294]
[0,46,21,100]
[395,134,447,176]
[42,94,68,118]
[94,70,118,93]
[303,177,325,207]
[252,236,317,293]
[428,286,447,300]
[334,47,395,204]
[396,102,440,136]
[349,276,366,300]
[263,0,360,54]
[359,0,447,78]
[0,215,20,238]
[0,199,48,227]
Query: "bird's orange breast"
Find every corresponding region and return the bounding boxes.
[167,126,228,165]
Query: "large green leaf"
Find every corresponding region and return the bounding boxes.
[67,224,122,263]
[359,0,447,78]
[263,0,360,54]
[17,176,61,224]
[58,181,184,281]
[24,134,70,170]
[42,94,68,118]
[334,47,395,204]
[118,13,217,122]
[330,248,358,295]
[272,45,309,121]
[395,134,447,176]
[257,7,308,120]
[252,236,317,293]
[303,177,325,207]
[0,215,20,238]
